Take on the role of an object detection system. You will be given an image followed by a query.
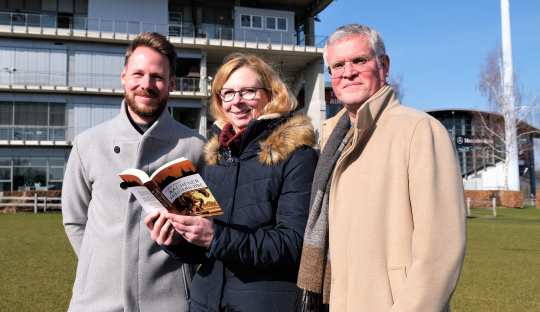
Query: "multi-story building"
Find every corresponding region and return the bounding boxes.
[0,0,332,192]
[427,109,539,197]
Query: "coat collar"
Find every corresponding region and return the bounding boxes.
[352,85,397,132]
[204,113,316,166]
[114,100,178,143]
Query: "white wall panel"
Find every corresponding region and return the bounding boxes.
[70,102,119,138]
[0,48,15,85]
[71,51,122,88]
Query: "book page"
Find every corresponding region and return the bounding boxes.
[128,186,164,214]
[119,169,150,186]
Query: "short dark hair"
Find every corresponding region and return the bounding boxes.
[124,32,176,76]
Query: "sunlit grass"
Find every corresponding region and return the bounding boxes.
[0,212,76,312]
[452,207,540,311]
[1,208,539,311]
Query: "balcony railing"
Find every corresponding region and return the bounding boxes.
[0,125,67,141]
[0,69,207,94]
[0,11,327,48]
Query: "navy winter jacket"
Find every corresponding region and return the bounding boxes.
[172,113,317,312]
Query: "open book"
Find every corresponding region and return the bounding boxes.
[119,157,223,217]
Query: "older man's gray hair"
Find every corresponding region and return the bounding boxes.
[323,24,387,66]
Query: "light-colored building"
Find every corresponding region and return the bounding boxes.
[0,0,332,192]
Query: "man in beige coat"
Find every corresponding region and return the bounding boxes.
[297,24,466,312]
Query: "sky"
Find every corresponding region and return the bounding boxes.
[315,0,540,112]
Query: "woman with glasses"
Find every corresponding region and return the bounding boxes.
[144,53,318,311]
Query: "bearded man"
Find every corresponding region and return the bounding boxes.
[62,32,204,312]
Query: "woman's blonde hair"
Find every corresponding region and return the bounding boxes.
[210,53,297,123]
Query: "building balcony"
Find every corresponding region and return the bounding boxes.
[0,125,69,145]
[0,11,327,49]
[0,69,209,97]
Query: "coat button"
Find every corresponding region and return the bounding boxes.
[114,146,120,153]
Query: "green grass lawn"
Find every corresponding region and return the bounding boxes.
[1,208,539,311]
[0,212,76,312]
[451,207,540,311]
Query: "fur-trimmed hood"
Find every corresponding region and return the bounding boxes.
[204,114,316,166]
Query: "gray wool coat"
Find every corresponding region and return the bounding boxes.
[62,102,205,312]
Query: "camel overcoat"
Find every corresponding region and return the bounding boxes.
[323,86,466,312]
[62,102,205,312]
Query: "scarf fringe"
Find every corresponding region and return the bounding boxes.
[296,290,328,312]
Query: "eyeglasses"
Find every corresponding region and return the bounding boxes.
[218,87,267,102]
[328,55,376,78]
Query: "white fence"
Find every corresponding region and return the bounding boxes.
[0,195,61,213]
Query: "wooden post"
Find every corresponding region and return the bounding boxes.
[492,197,497,217]
[44,196,47,213]
[33,193,38,214]
[466,197,471,217]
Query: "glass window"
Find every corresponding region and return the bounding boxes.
[74,0,87,14]
[0,101,12,125]
[26,0,40,11]
[214,8,231,26]
[13,166,46,191]
[14,102,48,126]
[50,103,66,126]
[252,16,262,29]
[58,0,74,13]
[0,167,10,180]
[0,181,10,191]
[0,158,10,166]
[266,17,276,30]
[42,0,56,11]
[49,167,64,180]
[49,158,65,166]
[170,107,200,130]
[277,18,286,30]
[241,15,250,27]
[168,0,184,12]
[13,157,47,166]
[7,0,23,10]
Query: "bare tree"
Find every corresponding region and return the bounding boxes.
[388,74,405,102]
[478,47,540,190]
[479,48,523,113]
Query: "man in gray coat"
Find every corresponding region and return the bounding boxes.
[62,32,205,312]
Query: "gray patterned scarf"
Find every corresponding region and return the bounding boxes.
[297,112,351,311]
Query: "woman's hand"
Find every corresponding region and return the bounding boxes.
[166,213,214,249]
[143,209,180,246]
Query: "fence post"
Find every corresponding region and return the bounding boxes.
[492,197,497,217]
[466,197,471,217]
[44,196,47,213]
[33,193,37,214]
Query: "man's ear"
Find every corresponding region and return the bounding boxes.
[381,54,390,74]
[120,68,126,86]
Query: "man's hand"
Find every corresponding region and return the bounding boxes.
[166,213,214,249]
[144,210,180,246]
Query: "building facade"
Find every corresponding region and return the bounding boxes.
[427,109,539,197]
[0,0,331,192]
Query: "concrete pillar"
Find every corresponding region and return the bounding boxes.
[302,58,325,137]
[199,50,207,93]
[199,99,207,137]
[304,17,315,46]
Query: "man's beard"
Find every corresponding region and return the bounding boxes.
[125,89,167,119]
